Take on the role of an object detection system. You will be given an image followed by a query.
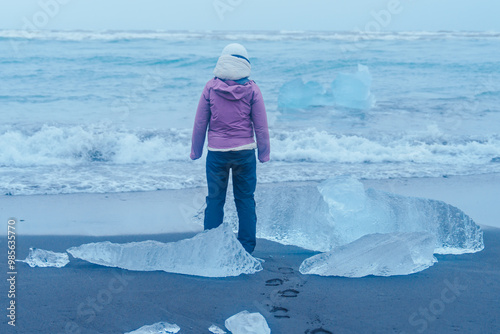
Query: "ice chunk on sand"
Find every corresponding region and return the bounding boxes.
[319,177,484,254]
[251,183,339,252]
[124,321,180,334]
[209,324,226,334]
[299,232,437,277]
[225,311,271,334]
[18,248,70,268]
[67,223,262,278]
[331,64,375,110]
[193,182,339,252]
[214,178,483,254]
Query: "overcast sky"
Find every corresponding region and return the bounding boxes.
[0,0,498,32]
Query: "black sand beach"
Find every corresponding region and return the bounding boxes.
[1,174,499,333]
[0,227,499,334]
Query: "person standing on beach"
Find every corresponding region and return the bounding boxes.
[190,43,270,254]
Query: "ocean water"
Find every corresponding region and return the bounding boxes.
[1,30,499,196]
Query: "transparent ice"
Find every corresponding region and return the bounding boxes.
[299,232,438,277]
[210,177,483,254]
[278,78,332,109]
[225,311,271,334]
[124,321,180,334]
[277,64,375,110]
[193,182,338,252]
[209,324,227,334]
[331,64,375,110]
[18,248,70,268]
[67,223,262,277]
[319,177,484,254]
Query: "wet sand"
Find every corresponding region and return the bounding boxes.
[1,173,499,333]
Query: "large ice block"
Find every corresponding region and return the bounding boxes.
[331,64,375,110]
[299,232,438,277]
[124,321,180,334]
[18,248,70,268]
[225,311,271,334]
[277,64,375,110]
[209,178,483,254]
[199,182,339,252]
[67,223,263,277]
[319,177,484,254]
[278,78,331,109]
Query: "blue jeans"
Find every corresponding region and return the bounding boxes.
[204,149,257,253]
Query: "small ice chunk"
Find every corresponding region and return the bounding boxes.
[209,324,227,334]
[331,64,375,110]
[299,232,437,277]
[124,321,180,334]
[225,311,271,334]
[18,248,70,268]
[67,223,262,277]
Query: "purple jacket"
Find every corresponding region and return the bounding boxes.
[190,78,270,162]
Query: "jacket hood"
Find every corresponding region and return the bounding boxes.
[212,78,253,101]
[213,53,251,81]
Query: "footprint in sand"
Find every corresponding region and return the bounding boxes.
[265,278,284,286]
[278,289,300,298]
[269,269,331,333]
[264,267,302,321]
[270,306,290,319]
[278,267,295,274]
[305,329,333,334]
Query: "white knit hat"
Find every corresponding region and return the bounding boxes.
[213,43,251,80]
[220,43,250,63]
